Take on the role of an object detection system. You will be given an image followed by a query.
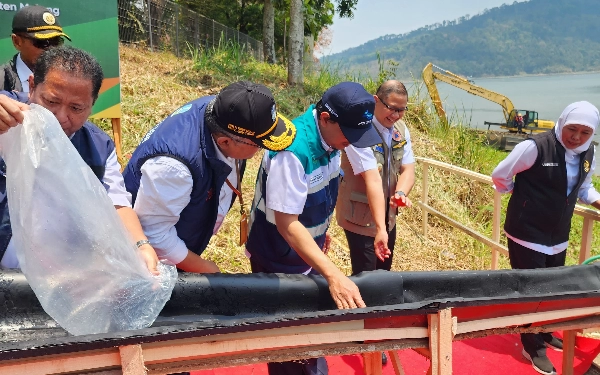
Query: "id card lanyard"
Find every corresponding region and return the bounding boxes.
[225,160,248,246]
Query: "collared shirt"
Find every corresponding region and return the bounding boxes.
[344,117,415,175]
[15,54,31,93]
[492,139,600,254]
[0,149,131,268]
[133,136,237,266]
[253,110,336,275]
[265,109,334,215]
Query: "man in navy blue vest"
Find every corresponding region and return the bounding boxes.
[0,46,159,274]
[123,81,296,274]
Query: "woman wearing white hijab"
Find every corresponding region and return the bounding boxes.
[492,101,600,375]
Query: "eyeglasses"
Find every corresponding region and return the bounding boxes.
[377,96,408,114]
[19,34,64,50]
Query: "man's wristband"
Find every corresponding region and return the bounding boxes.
[136,239,151,248]
[395,190,406,197]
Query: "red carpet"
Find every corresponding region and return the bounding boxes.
[192,333,600,375]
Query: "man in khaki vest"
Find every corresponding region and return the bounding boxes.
[337,80,415,275]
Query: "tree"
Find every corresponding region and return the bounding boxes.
[263,0,276,63]
[286,0,358,85]
[288,0,304,85]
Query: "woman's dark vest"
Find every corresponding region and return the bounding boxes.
[504,130,594,246]
[0,122,114,261]
[123,97,243,256]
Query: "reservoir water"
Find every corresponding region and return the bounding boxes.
[416,71,600,171]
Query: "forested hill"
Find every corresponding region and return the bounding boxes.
[323,0,600,78]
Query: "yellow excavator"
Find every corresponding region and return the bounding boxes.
[422,63,554,133]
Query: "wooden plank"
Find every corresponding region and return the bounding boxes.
[417,158,492,185]
[418,202,508,256]
[428,313,440,375]
[0,349,120,375]
[119,345,146,375]
[111,117,123,162]
[562,330,577,375]
[574,205,600,221]
[142,326,428,364]
[365,315,428,329]
[422,164,430,237]
[491,190,502,270]
[579,217,594,264]
[453,301,543,322]
[437,309,453,375]
[456,305,600,334]
[363,352,382,375]
[389,350,406,375]
[456,314,600,341]
[146,339,429,375]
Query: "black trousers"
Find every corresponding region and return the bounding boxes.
[250,258,329,375]
[508,238,566,357]
[344,226,397,276]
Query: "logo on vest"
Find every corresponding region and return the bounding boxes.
[392,130,403,142]
[542,162,559,167]
[206,188,214,201]
[171,103,192,116]
[141,123,160,143]
[584,160,591,173]
[309,173,324,187]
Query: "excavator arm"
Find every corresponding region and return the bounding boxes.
[422,63,515,124]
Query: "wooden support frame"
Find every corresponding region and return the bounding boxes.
[428,308,453,375]
[418,201,508,258]
[111,118,123,161]
[562,330,577,375]
[1,301,599,375]
[120,345,146,375]
[416,157,600,266]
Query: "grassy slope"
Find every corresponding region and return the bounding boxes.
[108,44,600,275]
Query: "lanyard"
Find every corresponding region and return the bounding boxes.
[225,160,245,215]
[225,160,248,245]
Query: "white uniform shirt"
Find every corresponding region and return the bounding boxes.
[491,139,600,254]
[256,110,338,274]
[15,54,32,93]
[0,149,131,268]
[344,117,415,176]
[133,136,237,266]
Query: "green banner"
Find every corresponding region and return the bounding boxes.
[0,1,121,118]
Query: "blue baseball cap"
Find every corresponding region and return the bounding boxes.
[320,82,380,148]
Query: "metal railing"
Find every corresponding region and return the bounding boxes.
[117,0,263,60]
[417,157,600,269]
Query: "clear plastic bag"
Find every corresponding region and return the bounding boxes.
[0,104,177,335]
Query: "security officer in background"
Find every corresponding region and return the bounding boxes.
[0,5,70,92]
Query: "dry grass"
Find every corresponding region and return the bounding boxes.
[114,44,598,276]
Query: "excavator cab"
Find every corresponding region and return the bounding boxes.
[507,110,552,133]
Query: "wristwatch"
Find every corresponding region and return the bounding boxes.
[395,190,406,197]
[135,239,151,248]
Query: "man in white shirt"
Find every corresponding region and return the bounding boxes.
[1,5,70,92]
[246,82,383,374]
[123,81,296,274]
[336,80,415,366]
[0,46,159,274]
[337,80,415,275]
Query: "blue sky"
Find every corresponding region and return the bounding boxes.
[324,0,527,55]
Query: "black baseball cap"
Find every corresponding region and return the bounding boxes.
[319,82,380,148]
[12,6,71,41]
[212,81,296,151]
